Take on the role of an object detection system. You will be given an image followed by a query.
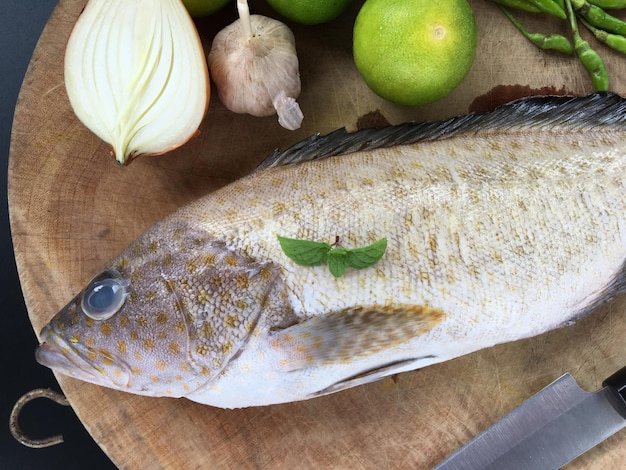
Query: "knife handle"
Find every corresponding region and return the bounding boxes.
[602,366,626,412]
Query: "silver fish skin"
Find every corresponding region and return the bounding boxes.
[36,93,626,408]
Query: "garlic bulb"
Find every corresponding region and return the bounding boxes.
[208,0,303,130]
[64,0,210,165]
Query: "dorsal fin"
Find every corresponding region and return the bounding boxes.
[257,92,626,170]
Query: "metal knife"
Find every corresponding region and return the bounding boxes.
[433,366,626,469]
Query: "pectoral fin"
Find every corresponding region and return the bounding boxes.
[269,304,444,371]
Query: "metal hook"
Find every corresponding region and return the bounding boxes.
[9,388,70,448]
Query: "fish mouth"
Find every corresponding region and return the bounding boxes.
[36,325,131,388]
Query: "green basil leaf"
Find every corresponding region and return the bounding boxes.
[345,238,388,269]
[327,250,348,278]
[277,235,331,266]
[278,235,387,277]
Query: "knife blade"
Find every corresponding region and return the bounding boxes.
[433,366,626,470]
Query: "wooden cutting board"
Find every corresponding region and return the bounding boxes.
[9,0,626,468]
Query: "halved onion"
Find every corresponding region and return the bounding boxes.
[64,0,210,165]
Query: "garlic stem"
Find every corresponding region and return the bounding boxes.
[237,0,253,41]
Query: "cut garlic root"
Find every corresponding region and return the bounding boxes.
[273,91,304,131]
[208,0,303,130]
[64,0,210,165]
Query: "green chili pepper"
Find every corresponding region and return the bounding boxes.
[587,0,626,9]
[492,0,567,16]
[581,17,626,54]
[571,0,626,35]
[491,0,543,13]
[566,0,610,91]
[498,5,575,54]
[525,32,574,54]
[575,39,609,91]
[526,0,568,18]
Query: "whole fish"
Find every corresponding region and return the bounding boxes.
[36,93,626,408]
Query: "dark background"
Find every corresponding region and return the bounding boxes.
[1,1,116,468]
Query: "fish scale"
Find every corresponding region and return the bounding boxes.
[36,92,626,408]
[184,133,619,315]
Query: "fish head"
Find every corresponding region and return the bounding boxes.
[35,219,280,398]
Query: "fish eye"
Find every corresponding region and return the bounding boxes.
[81,270,129,321]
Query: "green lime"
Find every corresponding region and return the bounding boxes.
[265,0,355,25]
[182,0,231,17]
[353,0,477,106]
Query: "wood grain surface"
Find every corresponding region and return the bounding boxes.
[9,0,626,468]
